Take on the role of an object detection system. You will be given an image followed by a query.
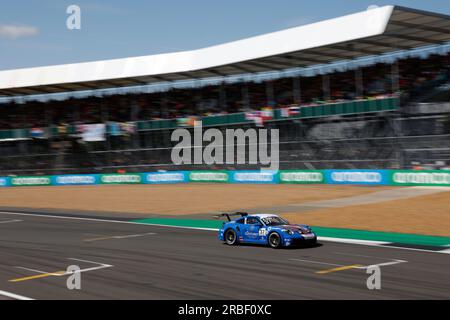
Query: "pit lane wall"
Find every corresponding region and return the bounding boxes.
[0,170,449,187]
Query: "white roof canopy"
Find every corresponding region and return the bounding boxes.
[0,5,449,97]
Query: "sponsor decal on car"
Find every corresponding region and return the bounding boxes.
[244,231,259,237]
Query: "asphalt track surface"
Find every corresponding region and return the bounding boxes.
[0,211,449,300]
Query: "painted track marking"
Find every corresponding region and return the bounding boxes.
[356,260,407,269]
[83,232,156,242]
[316,265,363,275]
[0,290,34,300]
[334,252,399,260]
[0,219,22,224]
[10,258,113,282]
[10,271,66,282]
[291,257,408,274]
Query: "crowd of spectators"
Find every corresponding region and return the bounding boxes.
[0,52,448,132]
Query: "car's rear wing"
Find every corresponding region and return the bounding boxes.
[214,212,249,222]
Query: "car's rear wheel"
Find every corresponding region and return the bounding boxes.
[225,229,238,246]
[268,232,282,249]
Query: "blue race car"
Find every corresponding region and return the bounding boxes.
[217,212,317,248]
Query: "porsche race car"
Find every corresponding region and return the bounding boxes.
[217,213,318,248]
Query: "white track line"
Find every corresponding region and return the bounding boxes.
[334,252,399,260]
[356,260,407,269]
[290,258,408,270]
[318,236,389,246]
[0,211,448,255]
[61,258,113,275]
[0,290,34,300]
[15,267,50,274]
[113,232,156,239]
[15,258,113,278]
[0,219,22,224]
[83,232,157,242]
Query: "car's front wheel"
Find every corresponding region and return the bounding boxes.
[224,229,238,246]
[268,232,282,249]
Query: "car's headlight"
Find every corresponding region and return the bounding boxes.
[283,229,294,235]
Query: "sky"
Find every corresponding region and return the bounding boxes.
[0,0,449,70]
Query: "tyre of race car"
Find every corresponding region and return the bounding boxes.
[224,229,238,246]
[268,232,282,249]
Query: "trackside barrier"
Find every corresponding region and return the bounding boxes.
[52,174,99,186]
[390,170,450,187]
[100,174,142,184]
[0,170,449,187]
[188,171,230,183]
[10,176,52,187]
[279,170,324,184]
[144,172,188,184]
[230,171,279,184]
[324,170,389,185]
[0,177,9,187]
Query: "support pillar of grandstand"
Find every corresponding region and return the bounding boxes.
[100,101,113,168]
[101,100,111,159]
[392,38,404,169]
[74,105,80,123]
[161,93,168,118]
[219,83,227,111]
[194,90,202,114]
[101,101,109,122]
[131,101,139,121]
[391,61,400,94]
[241,84,250,110]
[130,100,140,150]
[355,68,363,98]
[322,74,330,101]
[292,77,302,104]
[44,104,52,127]
[266,80,275,107]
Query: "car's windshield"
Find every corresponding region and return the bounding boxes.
[261,216,289,226]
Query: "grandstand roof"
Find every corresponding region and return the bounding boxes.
[0,5,449,97]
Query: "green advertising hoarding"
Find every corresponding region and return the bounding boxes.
[11,176,52,186]
[4,170,450,187]
[189,171,229,183]
[100,174,142,184]
[390,170,450,186]
[279,170,325,184]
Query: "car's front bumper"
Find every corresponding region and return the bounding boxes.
[284,234,317,247]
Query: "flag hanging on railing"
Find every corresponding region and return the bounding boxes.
[79,124,106,142]
[30,127,45,139]
[245,107,274,127]
[280,106,301,118]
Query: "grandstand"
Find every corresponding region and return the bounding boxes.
[0,5,449,175]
